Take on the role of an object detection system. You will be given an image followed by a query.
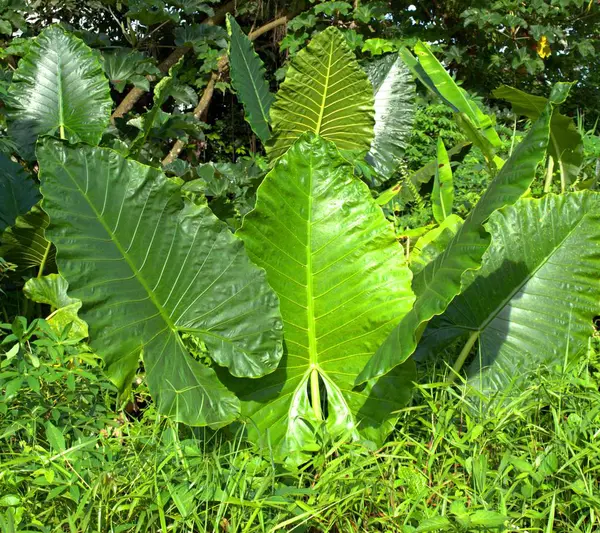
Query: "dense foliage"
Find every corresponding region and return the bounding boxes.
[1,0,599,530]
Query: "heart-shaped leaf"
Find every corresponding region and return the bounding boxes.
[38,140,283,427]
[7,25,112,160]
[225,135,415,463]
[266,27,374,161]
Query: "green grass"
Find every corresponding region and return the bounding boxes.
[1,319,600,532]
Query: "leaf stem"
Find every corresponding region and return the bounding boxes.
[310,368,322,420]
[544,155,554,193]
[37,242,51,278]
[447,330,479,385]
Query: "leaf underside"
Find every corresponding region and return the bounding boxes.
[364,53,415,180]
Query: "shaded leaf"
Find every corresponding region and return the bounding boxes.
[0,205,55,273]
[174,24,228,51]
[0,153,39,232]
[419,192,600,396]
[227,15,273,142]
[101,48,160,92]
[38,140,283,427]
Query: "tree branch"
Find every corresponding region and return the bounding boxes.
[110,0,239,122]
[161,14,290,167]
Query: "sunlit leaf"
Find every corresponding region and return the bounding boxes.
[266,27,374,161]
[7,25,111,160]
[225,135,415,463]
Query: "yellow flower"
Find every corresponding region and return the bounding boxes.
[537,36,551,59]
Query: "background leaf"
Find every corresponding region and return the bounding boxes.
[0,205,55,273]
[7,25,111,160]
[432,138,453,223]
[0,153,39,232]
[24,274,88,340]
[266,26,374,160]
[364,53,415,180]
[227,15,274,142]
[493,84,583,189]
[38,141,283,427]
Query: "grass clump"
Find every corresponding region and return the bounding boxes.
[1,319,599,532]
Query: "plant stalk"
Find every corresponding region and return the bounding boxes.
[447,330,479,385]
[544,155,554,193]
[37,242,52,278]
[310,368,322,420]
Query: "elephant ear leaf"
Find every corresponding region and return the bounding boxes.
[227,15,273,142]
[7,25,112,160]
[364,53,415,181]
[0,153,40,232]
[37,141,283,428]
[266,27,374,161]
[493,84,582,189]
[356,83,571,386]
[418,192,600,396]
[226,134,415,465]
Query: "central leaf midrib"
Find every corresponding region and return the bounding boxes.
[306,157,318,370]
[55,51,66,140]
[315,38,334,134]
[58,157,178,334]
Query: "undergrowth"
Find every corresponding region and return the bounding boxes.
[1,319,599,532]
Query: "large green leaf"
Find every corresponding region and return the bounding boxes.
[0,205,56,273]
[493,84,583,190]
[225,135,415,463]
[356,84,568,386]
[7,25,111,160]
[0,153,39,232]
[24,274,88,340]
[37,141,283,427]
[418,192,600,395]
[364,53,415,180]
[227,15,274,143]
[266,27,374,161]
